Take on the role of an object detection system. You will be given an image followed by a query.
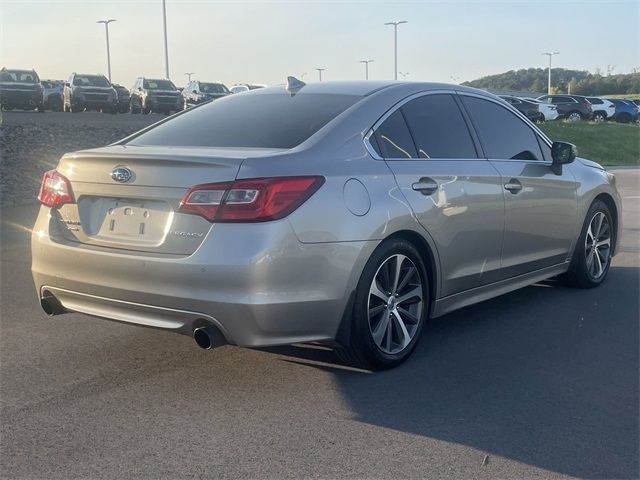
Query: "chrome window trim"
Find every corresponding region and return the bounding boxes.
[364,89,553,163]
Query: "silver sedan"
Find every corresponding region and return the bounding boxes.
[32,79,621,369]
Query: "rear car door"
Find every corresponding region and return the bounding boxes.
[460,94,578,277]
[369,92,505,297]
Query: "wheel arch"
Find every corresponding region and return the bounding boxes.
[593,192,619,254]
[384,229,439,318]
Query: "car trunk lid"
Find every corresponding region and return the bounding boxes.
[51,145,283,255]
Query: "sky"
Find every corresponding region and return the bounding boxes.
[1,0,638,88]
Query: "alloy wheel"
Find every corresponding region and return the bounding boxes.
[585,211,611,280]
[368,254,423,355]
[569,112,581,122]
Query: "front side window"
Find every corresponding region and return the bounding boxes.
[461,96,543,161]
[372,110,417,159]
[401,94,477,159]
[129,92,361,149]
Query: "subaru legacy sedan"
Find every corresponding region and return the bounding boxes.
[32,79,621,369]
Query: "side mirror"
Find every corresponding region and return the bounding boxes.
[138,86,142,91]
[551,141,577,174]
[192,90,197,94]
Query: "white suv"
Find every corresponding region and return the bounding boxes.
[586,97,616,122]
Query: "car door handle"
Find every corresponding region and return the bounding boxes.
[504,179,523,194]
[412,178,438,195]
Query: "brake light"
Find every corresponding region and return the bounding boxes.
[37,170,74,207]
[179,176,325,222]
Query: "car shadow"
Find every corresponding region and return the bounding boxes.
[266,266,639,479]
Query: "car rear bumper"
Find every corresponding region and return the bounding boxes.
[31,206,372,347]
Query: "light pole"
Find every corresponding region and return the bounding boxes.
[384,20,407,80]
[96,19,116,81]
[541,51,559,94]
[359,59,374,80]
[316,68,326,81]
[184,72,195,82]
[162,0,170,79]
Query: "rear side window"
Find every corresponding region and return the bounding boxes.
[588,97,603,105]
[401,94,477,159]
[129,93,361,149]
[372,110,417,159]
[461,96,543,161]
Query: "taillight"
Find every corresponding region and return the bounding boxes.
[179,176,325,222]
[37,169,74,207]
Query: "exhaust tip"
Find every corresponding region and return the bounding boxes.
[193,325,225,350]
[40,291,66,316]
[41,298,55,315]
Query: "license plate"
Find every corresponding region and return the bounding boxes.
[95,199,170,240]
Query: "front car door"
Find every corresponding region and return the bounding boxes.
[367,92,505,297]
[459,94,578,277]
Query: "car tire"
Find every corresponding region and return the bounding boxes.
[561,200,614,289]
[336,238,429,370]
[130,99,140,114]
[593,112,606,123]
[568,111,582,122]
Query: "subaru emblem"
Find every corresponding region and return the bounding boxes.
[110,166,133,183]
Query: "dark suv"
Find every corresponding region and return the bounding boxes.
[112,84,131,113]
[63,73,118,113]
[536,94,592,121]
[130,77,182,114]
[0,68,44,112]
[499,96,543,122]
[182,80,230,108]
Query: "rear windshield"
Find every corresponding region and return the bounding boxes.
[74,75,110,87]
[128,92,361,149]
[144,79,176,90]
[200,83,229,94]
[0,70,39,83]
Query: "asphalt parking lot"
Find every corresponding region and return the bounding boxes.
[1,169,638,479]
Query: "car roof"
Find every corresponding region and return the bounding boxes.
[249,80,488,98]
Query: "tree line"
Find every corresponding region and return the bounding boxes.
[463,68,640,95]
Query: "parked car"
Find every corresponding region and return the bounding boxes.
[42,79,64,111]
[63,73,118,113]
[520,97,559,121]
[606,98,639,124]
[130,77,182,114]
[585,97,616,122]
[112,83,131,113]
[0,67,44,112]
[536,94,592,121]
[182,80,230,108]
[229,83,266,94]
[32,80,621,370]
[631,99,640,107]
[499,96,543,122]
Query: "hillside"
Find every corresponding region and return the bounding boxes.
[463,68,640,95]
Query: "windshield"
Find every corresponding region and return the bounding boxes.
[144,79,176,90]
[128,92,361,149]
[200,83,229,94]
[0,70,39,83]
[73,75,110,87]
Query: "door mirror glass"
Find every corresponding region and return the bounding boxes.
[551,141,577,165]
